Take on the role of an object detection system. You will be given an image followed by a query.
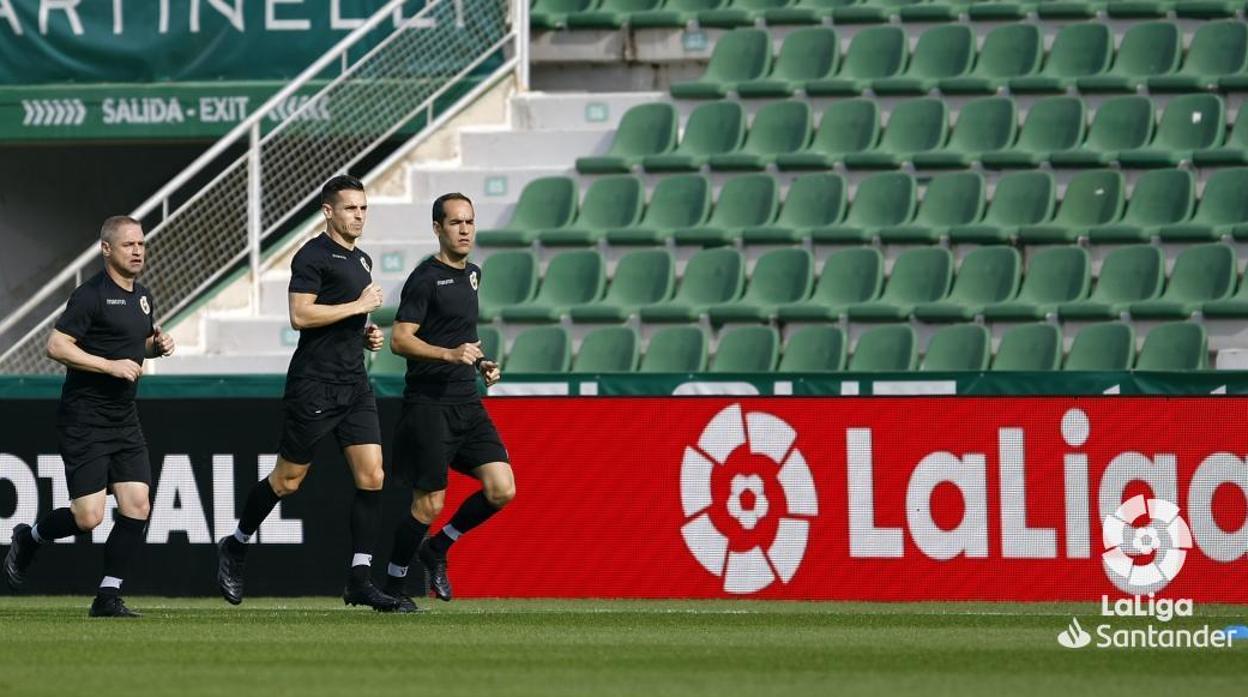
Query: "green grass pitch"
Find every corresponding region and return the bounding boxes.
[0,597,1244,696]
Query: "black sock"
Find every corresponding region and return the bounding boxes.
[429,491,499,556]
[387,515,429,579]
[349,489,383,583]
[99,514,146,597]
[229,478,282,552]
[31,508,81,544]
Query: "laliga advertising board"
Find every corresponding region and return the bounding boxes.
[443,397,1248,601]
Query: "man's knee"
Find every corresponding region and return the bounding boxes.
[355,467,384,492]
[71,506,105,531]
[121,498,151,520]
[411,491,445,523]
[485,479,515,509]
[269,466,308,497]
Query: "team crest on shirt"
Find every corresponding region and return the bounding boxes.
[139,296,150,315]
[360,257,371,273]
[469,270,479,291]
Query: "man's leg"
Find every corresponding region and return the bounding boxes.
[216,458,308,604]
[5,491,105,591]
[385,489,444,596]
[420,461,515,601]
[89,482,149,618]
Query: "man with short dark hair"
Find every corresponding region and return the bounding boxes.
[381,192,515,612]
[4,215,175,617]
[214,175,401,611]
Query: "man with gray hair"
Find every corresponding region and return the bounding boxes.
[3,215,174,617]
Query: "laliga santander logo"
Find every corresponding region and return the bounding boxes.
[1102,494,1193,595]
[679,404,819,594]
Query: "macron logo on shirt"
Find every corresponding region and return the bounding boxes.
[105,299,127,306]
[436,279,455,286]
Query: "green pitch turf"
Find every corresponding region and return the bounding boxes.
[0,597,1244,697]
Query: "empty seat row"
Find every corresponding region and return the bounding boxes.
[580,93,1247,175]
[467,243,1247,324]
[536,0,1248,30]
[671,23,1248,101]
[373,320,1208,373]
[484,168,1248,248]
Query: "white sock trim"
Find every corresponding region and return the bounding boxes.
[387,563,408,578]
[351,553,373,568]
[29,524,44,545]
[442,524,462,541]
[232,529,252,545]
[99,576,123,590]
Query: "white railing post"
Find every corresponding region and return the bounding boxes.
[515,0,529,91]
[248,123,262,316]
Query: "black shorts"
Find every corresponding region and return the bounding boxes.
[57,422,151,499]
[392,400,509,492]
[278,378,381,464]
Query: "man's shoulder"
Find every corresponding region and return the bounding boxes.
[293,234,329,261]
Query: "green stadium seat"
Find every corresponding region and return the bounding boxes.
[991,323,1063,371]
[847,247,953,321]
[639,248,744,322]
[913,97,1017,169]
[1202,271,1248,318]
[1010,23,1112,93]
[699,0,798,27]
[737,27,838,98]
[500,250,606,322]
[639,326,708,372]
[1193,107,1248,166]
[630,0,728,28]
[913,246,1021,321]
[778,326,847,372]
[479,326,503,365]
[843,99,947,170]
[745,173,846,244]
[1036,0,1105,19]
[848,325,918,372]
[1131,243,1235,319]
[532,0,599,29]
[903,0,973,21]
[606,174,711,245]
[1088,169,1194,244]
[1118,94,1224,168]
[1174,0,1240,17]
[776,247,884,321]
[1135,322,1208,370]
[776,99,879,171]
[1049,96,1153,168]
[566,0,664,28]
[941,24,1043,95]
[765,0,860,24]
[540,175,645,246]
[806,26,906,96]
[834,0,927,23]
[477,177,577,247]
[969,0,1037,20]
[571,326,640,372]
[949,171,1054,244]
[1105,0,1174,18]
[505,326,571,373]
[981,97,1085,169]
[812,172,915,243]
[676,174,779,245]
[708,101,812,171]
[1153,21,1247,92]
[1018,169,1124,244]
[879,171,985,243]
[708,248,814,322]
[569,249,674,322]
[671,29,772,99]
[873,25,976,96]
[1064,322,1135,371]
[1160,168,1248,242]
[478,251,539,321]
[711,326,780,372]
[1076,22,1180,93]
[982,246,1090,320]
[371,306,399,327]
[642,101,745,173]
[1058,245,1163,319]
[575,103,678,174]
[921,324,991,371]
[369,328,406,375]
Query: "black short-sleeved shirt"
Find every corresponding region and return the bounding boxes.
[54,271,154,427]
[396,256,481,403]
[285,233,373,384]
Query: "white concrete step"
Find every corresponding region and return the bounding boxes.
[458,127,611,169]
[510,91,665,132]
[153,351,293,375]
[368,201,513,234]
[256,275,410,317]
[408,166,571,206]
[206,316,297,354]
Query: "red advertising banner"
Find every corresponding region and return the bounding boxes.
[438,398,1248,602]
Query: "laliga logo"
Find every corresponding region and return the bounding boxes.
[679,404,819,594]
[1102,495,1192,595]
